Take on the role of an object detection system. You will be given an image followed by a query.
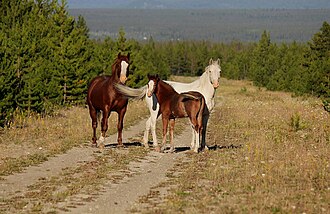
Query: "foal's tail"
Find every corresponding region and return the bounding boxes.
[181,93,205,128]
[114,83,147,100]
[197,96,205,129]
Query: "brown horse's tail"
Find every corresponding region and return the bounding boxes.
[114,83,147,100]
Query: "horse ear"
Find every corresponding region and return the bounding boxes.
[217,58,220,64]
[117,52,121,58]
[209,58,213,65]
[127,53,130,61]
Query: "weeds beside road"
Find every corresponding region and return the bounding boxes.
[0,78,329,213]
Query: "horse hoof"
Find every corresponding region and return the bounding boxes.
[97,143,104,150]
[117,144,126,148]
[155,146,161,152]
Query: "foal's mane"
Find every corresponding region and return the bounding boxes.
[157,79,177,95]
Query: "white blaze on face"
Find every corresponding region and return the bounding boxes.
[147,80,155,97]
[120,61,128,83]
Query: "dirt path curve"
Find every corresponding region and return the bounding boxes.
[0,117,193,213]
[0,119,147,199]
[66,126,192,214]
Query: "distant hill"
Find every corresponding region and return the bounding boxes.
[67,0,330,9]
[69,8,330,42]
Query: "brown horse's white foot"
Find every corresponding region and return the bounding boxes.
[117,143,126,148]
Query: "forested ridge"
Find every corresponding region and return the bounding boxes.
[1,0,329,127]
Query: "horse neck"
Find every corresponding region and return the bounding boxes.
[155,80,178,103]
[199,67,213,88]
[110,61,121,82]
[178,69,211,89]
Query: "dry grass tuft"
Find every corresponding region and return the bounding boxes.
[150,78,330,213]
[0,100,148,176]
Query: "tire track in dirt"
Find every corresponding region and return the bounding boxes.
[0,116,195,213]
[65,125,193,214]
[0,119,147,200]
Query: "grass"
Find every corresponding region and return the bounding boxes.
[140,78,330,213]
[0,94,189,213]
[1,78,329,213]
[0,100,148,176]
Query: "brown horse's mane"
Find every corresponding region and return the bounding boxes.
[111,54,130,80]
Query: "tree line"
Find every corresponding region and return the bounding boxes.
[1,0,329,127]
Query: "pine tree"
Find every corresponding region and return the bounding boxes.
[305,21,330,98]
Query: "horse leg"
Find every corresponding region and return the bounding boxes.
[150,113,158,148]
[169,119,175,153]
[144,95,159,148]
[201,113,210,151]
[157,117,168,153]
[194,129,200,153]
[190,126,196,150]
[89,107,98,146]
[117,106,127,147]
[99,109,110,147]
[143,117,151,148]
[189,115,200,153]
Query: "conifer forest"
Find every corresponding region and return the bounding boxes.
[1,0,329,127]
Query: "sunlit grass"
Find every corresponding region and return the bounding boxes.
[145,78,330,213]
[0,100,148,176]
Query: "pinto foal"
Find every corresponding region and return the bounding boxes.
[146,75,206,153]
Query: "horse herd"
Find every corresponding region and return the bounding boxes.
[86,53,221,153]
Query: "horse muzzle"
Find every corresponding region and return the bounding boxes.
[120,75,127,84]
[213,81,219,88]
[147,92,153,97]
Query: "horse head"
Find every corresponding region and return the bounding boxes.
[112,53,130,84]
[147,74,160,97]
[207,58,221,89]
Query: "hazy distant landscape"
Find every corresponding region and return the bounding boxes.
[69,8,330,42]
[67,0,330,9]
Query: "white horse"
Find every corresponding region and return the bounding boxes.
[115,58,221,151]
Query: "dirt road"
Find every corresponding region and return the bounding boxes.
[0,118,193,213]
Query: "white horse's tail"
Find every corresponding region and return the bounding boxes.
[114,83,147,100]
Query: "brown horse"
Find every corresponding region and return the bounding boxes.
[146,74,206,153]
[87,53,130,147]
